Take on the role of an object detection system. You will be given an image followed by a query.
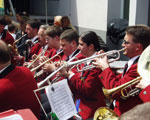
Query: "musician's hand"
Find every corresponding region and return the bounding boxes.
[43,63,56,73]
[23,62,29,67]
[39,56,48,64]
[32,54,37,60]
[136,78,150,89]
[92,55,109,71]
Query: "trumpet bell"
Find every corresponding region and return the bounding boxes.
[138,45,150,80]
[94,107,118,120]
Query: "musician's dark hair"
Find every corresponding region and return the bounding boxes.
[27,19,41,30]
[0,40,11,64]
[60,29,79,44]
[119,102,150,120]
[0,16,9,26]
[79,31,101,51]
[8,24,16,32]
[126,25,150,50]
[45,25,62,38]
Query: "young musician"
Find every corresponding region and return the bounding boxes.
[0,40,40,119]
[42,29,84,74]
[59,31,106,119]
[44,25,64,61]
[23,24,49,68]
[93,25,150,115]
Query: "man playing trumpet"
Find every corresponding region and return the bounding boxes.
[93,25,150,116]
[57,31,106,119]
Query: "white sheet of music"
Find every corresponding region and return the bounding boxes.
[0,114,23,120]
[45,79,77,120]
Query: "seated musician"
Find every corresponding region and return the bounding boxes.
[38,29,85,120]
[25,19,41,61]
[57,31,106,120]
[0,40,40,119]
[42,29,84,76]
[0,16,14,45]
[93,25,150,116]
[24,25,55,68]
[44,25,65,62]
[32,25,64,81]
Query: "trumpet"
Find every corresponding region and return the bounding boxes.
[37,48,124,88]
[8,34,27,55]
[15,34,27,45]
[31,50,63,77]
[67,48,125,72]
[27,45,49,68]
[37,51,81,88]
[102,76,142,101]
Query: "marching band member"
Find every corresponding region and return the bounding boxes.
[25,19,41,61]
[44,25,64,62]
[58,31,106,120]
[0,16,14,45]
[16,16,29,57]
[32,25,63,81]
[42,29,84,75]
[93,25,150,115]
[23,24,47,67]
[0,40,40,119]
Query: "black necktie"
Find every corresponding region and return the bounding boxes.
[122,63,128,77]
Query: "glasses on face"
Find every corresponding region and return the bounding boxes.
[123,40,130,45]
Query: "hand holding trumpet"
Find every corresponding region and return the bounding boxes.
[92,50,110,71]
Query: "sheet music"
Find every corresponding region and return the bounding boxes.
[0,114,23,120]
[46,79,77,120]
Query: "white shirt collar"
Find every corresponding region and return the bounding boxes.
[126,55,140,71]
[31,35,38,43]
[68,49,78,60]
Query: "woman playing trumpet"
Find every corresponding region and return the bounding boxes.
[57,31,106,120]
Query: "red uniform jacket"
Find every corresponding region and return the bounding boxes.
[38,47,57,59]
[50,50,84,83]
[0,65,40,119]
[1,30,14,45]
[139,85,150,102]
[69,68,106,120]
[29,43,42,60]
[99,62,142,116]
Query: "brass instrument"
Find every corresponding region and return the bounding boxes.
[37,51,81,88]
[33,54,62,78]
[102,76,142,101]
[37,48,123,87]
[94,107,118,120]
[15,34,27,45]
[68,48,124,72]
[31,50,63,72]
[27,45,49,68]
[102,44,150,100]
[8,34,27,55]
